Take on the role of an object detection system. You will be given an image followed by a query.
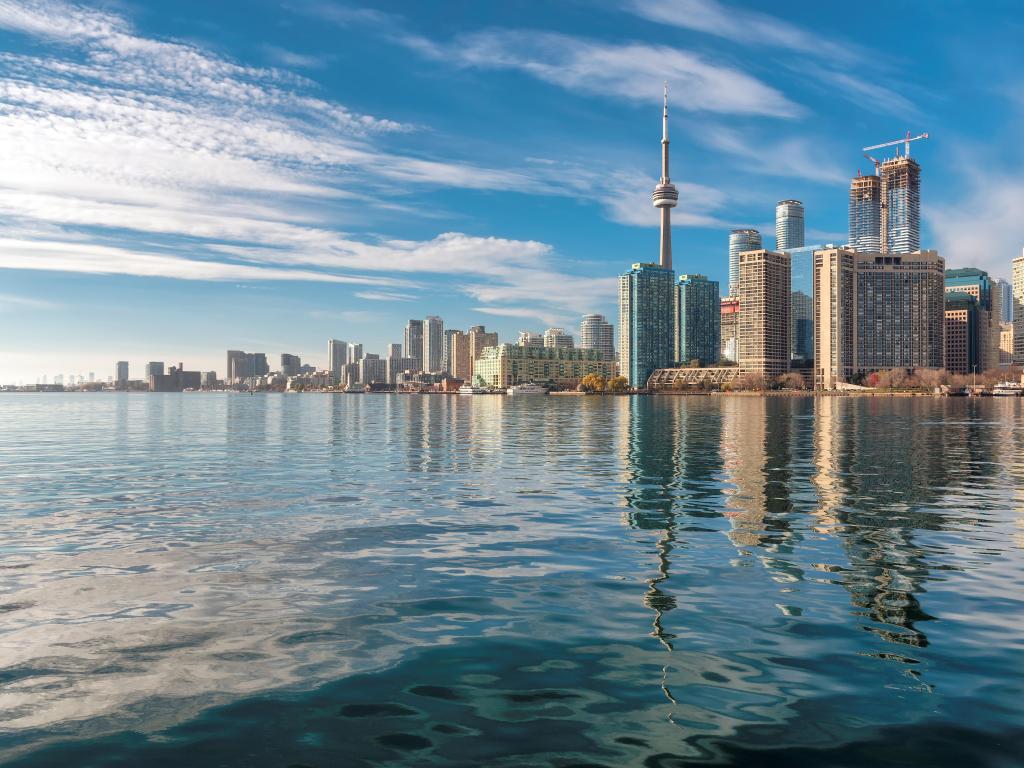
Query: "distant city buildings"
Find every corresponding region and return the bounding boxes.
[944,292,980,375]
[720,297,740,363]
[728,229,762,297]
[775,200,804,251]
[579,314,614,361]
[423,316,444,373]
[358,354,387,385]
[1013,252,1024,364]
[145,362,164,379]
[473,345,612,389]
[995,278,1013,324]
[945,267,997,370]
[280,353,301,377]
[517,331,544,347]
[404,320,423,372]
[328,339,348,384]
[149,363,201,392]
[543,327,574,349]
[116,360,128,384]
[737,250,791,380]
[226,350,268,381]
[675,274,720,366]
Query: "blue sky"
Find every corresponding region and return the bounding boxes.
[1,0,1022,382]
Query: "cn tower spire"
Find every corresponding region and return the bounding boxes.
[652,81,678,270]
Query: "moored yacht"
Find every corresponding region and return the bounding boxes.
[992,381,1023,396]
[507,383,548,395]
[458,384,489,394]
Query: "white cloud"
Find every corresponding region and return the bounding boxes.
[698,127,848,184]
[354,291,417,302]
[0,292,61,311]
[403,28,803,118]
[473,305,571,328]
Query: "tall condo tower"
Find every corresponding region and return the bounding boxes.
[651,83,679,270]
[775,200,805,251]
[848,173,881,251]
[880,156,921,254]
[728,229,761,295]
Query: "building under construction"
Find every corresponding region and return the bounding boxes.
[850,132,927,255]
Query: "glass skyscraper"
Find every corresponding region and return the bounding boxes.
[782,243,835,363]
[848,173,881,251]
[881,156,921,254]
[775,200,804,251]
[619,263,675,388]
[728,229,761,295]
[675,274,720,366]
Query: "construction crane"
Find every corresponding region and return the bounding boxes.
[863,153,882,175]
[863,130,929,158]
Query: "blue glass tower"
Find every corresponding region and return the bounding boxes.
[675,274,720,366]
[619,263,675,388]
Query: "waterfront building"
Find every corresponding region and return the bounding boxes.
[944,292,980,375]
[1000,323,1014,366]
[619,262,675,388]
[782,243,835,363]
[1014,253,1024,364]
[201,371,217,388]
[472,345,612,389]
[728,229,761,296]
[150,363,201,392]
[358,354,387,385]
[348,344,363,364]
[579,314,614,361]
[674,274,720,366]
[995,278,1013,324]
[543,327,574,349]
[448,331,471,381]
[145,362,164,380]
[720,297,740,362]
[404,320,424,372]
[468,325,499,364]
[226,350,268,381]
[880,156,921,254]
[651,83,678,271]
[814,249,945,388]
[116,360,129,384]
[517,331,544,347]
[442,329,459,373]
[849,173,881,251]
[280,353,301,377]
[423,316,444,373]
[328,339,348,383]
[775,200,805,251]
[387,355,417,385]
[737,250,791,380]
[343,361,360,387]
[945,267,996,370]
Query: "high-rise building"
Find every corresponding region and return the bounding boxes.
[880,156,921,254]
[995,278,1013,324]
[387,355,417,385]
[579,314,614,361]
[736,250,791,380]
[775,200,804,251]
[404,320,423,371]
[720,297,740,362]
[814,249,945,388]
[944,292,980,375]
[348,344,363,365]
[468,325,499,363]
[651,83,678,271]
[387,342,403,359]
[328,340,348,384]
[728,229,761,295]
[423,316,444,373]
[517,331,544,347]
[543,328,574,349]
[115,361,129,383]
[1013,253,1024,364]
[442,329,459,374]
[145,362,164,380]
[358,354,387,385]
[848,173,881,251]
[675,274,720,366]
[782,244,835,363]
[619,262,675,388]
[150,363,201,392]
[225,350,268,381]
[281,353,301,377]
[448,330,472,381]
[945,268,996,370]
[1000,324,1014,366]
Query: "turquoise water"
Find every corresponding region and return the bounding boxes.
[0,393,1022,766]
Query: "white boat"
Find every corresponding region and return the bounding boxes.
[458,385,489,395]
[992,382,1023,396]
[507,383,548,395]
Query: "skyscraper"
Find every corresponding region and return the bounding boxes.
[328,339,348,384]
[880,156,921,254]
[720,297,740,362]
[404,319,423,372]
[579,314,614,361]
[281,353,301,377]
[728,229,761,295]
[442,329,459,374]
[423,316,444,373]
[1013,253,1024,364]
[387,342,403,359]
[848,173,881,251]
[675,274,720,366]
[945,267,996,370]
[737,251,790,380]
[115,361,129,383]
[782,243,834,363]
[620,263,675,388]
[651,83,678,271]
[448,330,472,381]
[543,328,574,349]
[145,362,164,379]
[995,278,1013,324]
[775,200,805,251]
[944,292,980,375]
[348,344,363,364]
[814,249,945,388]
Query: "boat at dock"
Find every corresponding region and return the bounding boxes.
[507,383,548,395]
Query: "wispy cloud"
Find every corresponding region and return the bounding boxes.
[473,305,570,328]
[0,292,61,311]
[354,291,417,302]
[401,28,803,118]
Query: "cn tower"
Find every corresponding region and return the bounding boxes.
[651,82,679,270]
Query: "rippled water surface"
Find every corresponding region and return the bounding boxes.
[1,393,1022,766]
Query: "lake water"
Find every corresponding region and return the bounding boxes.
[0,393,1022,767]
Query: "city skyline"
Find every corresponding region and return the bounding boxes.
[1,0,1022,382]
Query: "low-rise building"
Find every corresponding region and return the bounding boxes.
[472,344,612,389]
